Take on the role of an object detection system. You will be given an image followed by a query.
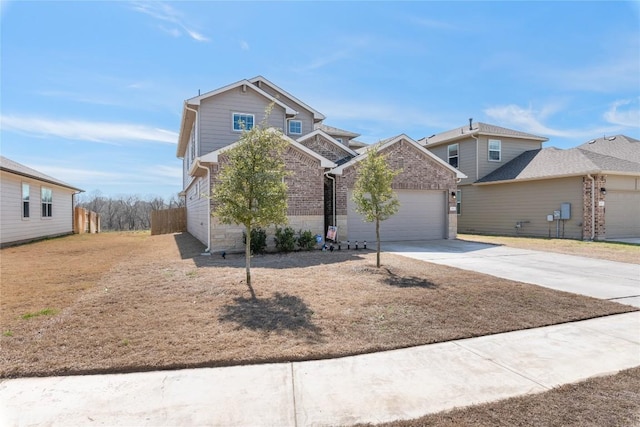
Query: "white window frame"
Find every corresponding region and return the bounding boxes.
[288,120,302,135]
[22,182,30,219]
[335,137,343,144]
[488,139,501,162]
[448,143,459,168]
[41,186,53,218]
[232,113,254,131]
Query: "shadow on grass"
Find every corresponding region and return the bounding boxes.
[219,292,322,340]
[193,248,371,269]
[383,267,438,289]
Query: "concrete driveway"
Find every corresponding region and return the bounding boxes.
[383,240,640,307]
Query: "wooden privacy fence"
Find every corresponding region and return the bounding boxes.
[151,207,187,235]
[74,207,101,234]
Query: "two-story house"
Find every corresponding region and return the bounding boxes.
[421,121,640,240]
[176,76,464,253]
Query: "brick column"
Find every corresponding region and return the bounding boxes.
[582,175,606,240]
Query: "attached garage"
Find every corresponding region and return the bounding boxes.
[346,189,447,242]
[605,190,640,238]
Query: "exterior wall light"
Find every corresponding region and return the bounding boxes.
[451,191,457,199]
[600,187,607,195]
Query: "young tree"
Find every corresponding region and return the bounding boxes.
[352,145,401,268]
[212,117,289,298]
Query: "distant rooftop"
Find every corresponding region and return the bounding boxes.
[0,156,83,192]
[421,122,548,147]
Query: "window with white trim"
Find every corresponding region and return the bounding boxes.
[488,139,501,161]
[448,143,459,168]
[456,190,462,215]
[288,120,302,135]
[233,113,254,131]
[41,187,52,218]
[335,138,343,144]
[22,183,30,218]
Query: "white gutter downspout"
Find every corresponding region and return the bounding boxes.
[587,174,595,240]
[324,171,336,228]
[194,160,211,253]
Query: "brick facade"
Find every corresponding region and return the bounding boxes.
[335,138,459,239]
[582,175,606,240]
[298,134,352,163]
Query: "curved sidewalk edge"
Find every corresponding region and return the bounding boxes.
[1,312,639,427]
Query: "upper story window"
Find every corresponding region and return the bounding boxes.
[288,120,302,135]
[448,143,459,168]
[488,139,501,161]
[41,187,53,218]
[233,113,254,131]
[22,183,30,218]
[335,138,343,144]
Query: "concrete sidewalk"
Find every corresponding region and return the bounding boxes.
[383,240,640,307]
[2,312,639,427]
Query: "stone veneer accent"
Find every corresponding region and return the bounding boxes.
[582,175,606,240]
[336,138,459,239]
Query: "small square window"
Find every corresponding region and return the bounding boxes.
[489,139,501,161]
[233,113,254,131]
[288,120,302,135]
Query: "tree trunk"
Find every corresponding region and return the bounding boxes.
[376,218,381,268]
[245,226,256,299]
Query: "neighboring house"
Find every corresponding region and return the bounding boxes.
[421,122,640,240]
[176,76,464,252]
[0,156,83,247]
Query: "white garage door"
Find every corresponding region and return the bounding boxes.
[606,191,640,238]
[347,189,446,242]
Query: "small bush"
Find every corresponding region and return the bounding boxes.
[243,228,267,254]
[297,229,316,251]
[275,226,296,252]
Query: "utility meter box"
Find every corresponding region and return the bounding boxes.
[560,203,571,220]
[553,210,561,220]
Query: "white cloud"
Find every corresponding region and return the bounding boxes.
[131,1,210,42]
[1,115,178,144]
[604,99,640,128]
[484,103,621,139]
[240,40,250,51]
[409,16,457,31]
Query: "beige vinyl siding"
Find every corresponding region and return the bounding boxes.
[185,177,209,247]
[198,88,287,155]
[458,177,584,239]
[427,138,477,185]
[477,137,543,180]
[1,171,75,246]
[252,83,315,137]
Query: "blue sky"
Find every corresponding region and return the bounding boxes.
[1,1,639,200]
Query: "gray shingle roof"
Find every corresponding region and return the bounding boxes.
[314,124,360,138]
[423,122,548,147]
[0,156,83,191]
[477,135,640,184]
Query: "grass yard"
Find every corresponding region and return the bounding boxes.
[0,231,635,379]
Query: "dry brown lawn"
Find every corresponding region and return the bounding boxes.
[0,232,636,379]
[370,367,640,427]
[459,234,640,264]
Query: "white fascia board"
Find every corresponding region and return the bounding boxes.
[297,129,358,157]
[197,128,336,169]
[186,79,298,116]
[474,170,640,186]
[331,134,466,179]
[249,76,326,121]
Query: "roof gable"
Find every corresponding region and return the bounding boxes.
[422,122,548,147]
[249,76,325,122]
[0,156,83,192]
[198,128,336,169]
[314,123,360,138]
[331,134,466,179]
[297,129,358,157]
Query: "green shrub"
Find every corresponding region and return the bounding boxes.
[297,229,316,251]
[274,226,296,252]
[242,228,267,254]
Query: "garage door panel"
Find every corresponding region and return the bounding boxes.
[606,191,640,238]
[347,190,445,242]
